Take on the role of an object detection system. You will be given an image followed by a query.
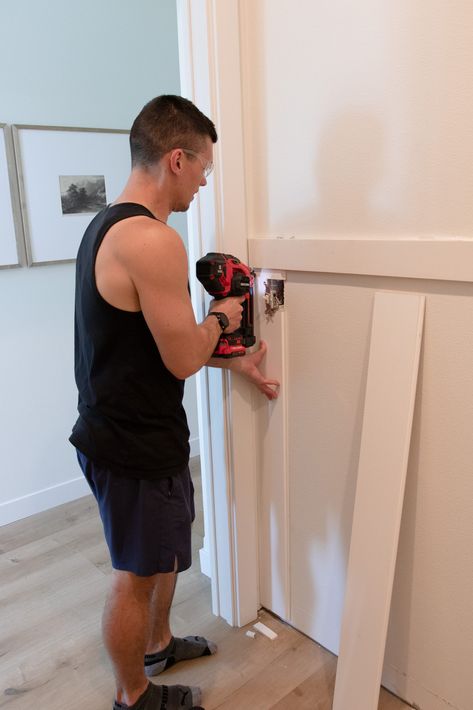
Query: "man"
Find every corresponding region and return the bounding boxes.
[70,95,279,710]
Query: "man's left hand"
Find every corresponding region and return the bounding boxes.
[231,340,279,400]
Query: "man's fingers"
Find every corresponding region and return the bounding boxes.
[261,385,278,400]
[260,380,280,399]
[259,377,280,389]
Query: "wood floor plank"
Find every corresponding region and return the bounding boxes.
[378,688,415,710]
[271,661,408,710]
[158,610,309,709]
[271,654,336,710]
[0,495,96,553]
[213,633,329,709]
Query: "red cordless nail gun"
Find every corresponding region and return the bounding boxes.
[196,252,256,358]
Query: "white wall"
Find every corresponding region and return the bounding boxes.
[0,0,199,526]
[242,0,473,241]
[242,2,473,709]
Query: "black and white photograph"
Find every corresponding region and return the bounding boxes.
[59,175,107,214]
[12,125,129,264]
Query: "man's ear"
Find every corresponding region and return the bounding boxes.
[169,148,183,176]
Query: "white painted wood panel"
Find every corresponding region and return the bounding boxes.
[286,276,375,654]
[254,271,290,621]
[249,237,473,283]
[241,0,473,242]
[332,291,425,710]
[258,272,473,710]
[180,4,473,708]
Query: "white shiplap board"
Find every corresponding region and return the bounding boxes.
[332,291,425,710]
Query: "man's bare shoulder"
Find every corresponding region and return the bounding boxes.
[101,215,184,279]
[95,213,188,310]
[107,215,185,262]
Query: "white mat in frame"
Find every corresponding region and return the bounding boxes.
[0,123,25,268]
[13,125,130,266]
[332,291,425,710]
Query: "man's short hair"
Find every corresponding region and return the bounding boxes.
[130,95,218,168]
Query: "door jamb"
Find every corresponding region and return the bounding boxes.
[176,0,259,627]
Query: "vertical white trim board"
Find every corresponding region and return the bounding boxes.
[177,0,260,627]
[332,291,425,710]
[256,270,291,622]
[177,0,224,620]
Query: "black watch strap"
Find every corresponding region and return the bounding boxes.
[208,311,229,332]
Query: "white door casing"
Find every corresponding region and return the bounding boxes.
[176,0,259,627]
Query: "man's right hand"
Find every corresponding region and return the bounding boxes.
[208,296,245,333]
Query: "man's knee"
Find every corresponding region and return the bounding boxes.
[110,568,160,600]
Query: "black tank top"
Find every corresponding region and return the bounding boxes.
[69,203,190,479]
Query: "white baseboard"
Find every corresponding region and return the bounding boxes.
[0,476,91,527]
[382,662,457,710]
[189,436,200,458]
[1,441,200,528]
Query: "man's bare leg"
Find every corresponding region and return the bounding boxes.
[146,565,178,654]
[144,560,217,678]
[103,569,175,706]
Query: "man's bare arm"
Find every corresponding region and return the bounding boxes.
[207,341,279,400]
[121,221,243,379]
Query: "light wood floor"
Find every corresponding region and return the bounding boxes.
[0,459,412,709]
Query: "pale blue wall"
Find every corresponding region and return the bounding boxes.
[0,0,188,238]
[0,0,180,127]
[0,0,198,523]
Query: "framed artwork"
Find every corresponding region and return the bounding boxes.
[0,123,25,268]
[12,125,130,265]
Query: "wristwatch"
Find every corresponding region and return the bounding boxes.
[208,311,229,332]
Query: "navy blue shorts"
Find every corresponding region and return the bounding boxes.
[76,450,195,577]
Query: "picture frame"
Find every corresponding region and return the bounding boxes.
[0,123,26,268]
[12,125,130,266]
